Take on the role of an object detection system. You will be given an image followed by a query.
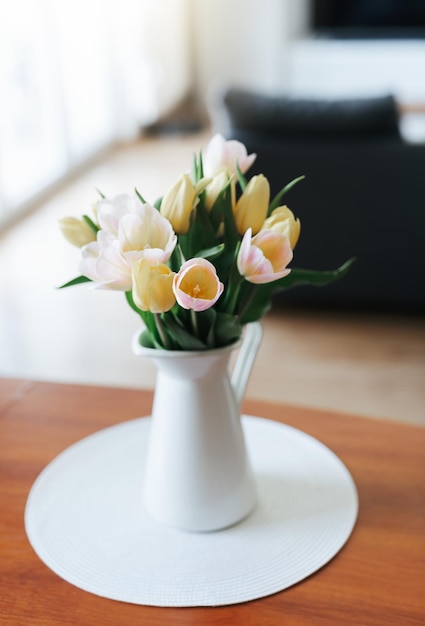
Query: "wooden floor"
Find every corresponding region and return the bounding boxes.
[0,132,424,426]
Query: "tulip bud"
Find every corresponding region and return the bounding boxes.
[233,174,270,235]
[59,217,97,248]
[173,258,224,312]
[132,259,176,313]
[160,174,197,234]
[203,168,228,211]
[203,133,257,177]
[203,168,236,212]
[262,205,301,249]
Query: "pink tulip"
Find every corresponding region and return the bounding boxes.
[237,228,293,284]
[203,134,256,177]
[173,258,224,311]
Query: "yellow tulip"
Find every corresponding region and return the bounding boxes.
[233,174,270,235]
[132,259,176,314]
[58,217,97,248]
[160,174,212,234]
[262,205,301,249]
[160,173,195,234]
[203,168,235,212]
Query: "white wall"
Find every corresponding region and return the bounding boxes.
[137,0,193,118]
[191,0,304,99]
[287,39,425,103]
[190,0,425,124]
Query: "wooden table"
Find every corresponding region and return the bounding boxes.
[1,378,424,625]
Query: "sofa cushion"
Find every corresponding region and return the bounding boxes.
[222,89,401,139]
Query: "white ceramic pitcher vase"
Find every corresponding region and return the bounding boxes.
[132,322,263,532]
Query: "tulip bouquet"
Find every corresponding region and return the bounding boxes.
[59,134,352,350]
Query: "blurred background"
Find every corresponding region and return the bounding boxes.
[1,0,424,424]
[2,0,425,223]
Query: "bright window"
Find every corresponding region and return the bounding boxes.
[0,0,68,214]
[0,0,191,226]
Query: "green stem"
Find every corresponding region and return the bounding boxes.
[177,243,186,265]
[220,264,244,315]
[190,309,199,339]
[154,314,172,349]
[237,284,258,320]
[225,279,243,316]
[125,290,141,315]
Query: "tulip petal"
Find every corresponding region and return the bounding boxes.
[59,217,96,248]
[95,241,133,290]
[97,193,142,236]
[237,228,293,284]
[173,258,224,311]
[234,174,270,235]
[204,133,256,177]
[262,205,301,249]
[118,204,176,261]
[160,174,196,234]
[132,260,176,313]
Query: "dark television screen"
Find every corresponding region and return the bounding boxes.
[312,0,425,38]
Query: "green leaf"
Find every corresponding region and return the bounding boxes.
[82,215,99,234]
[198,150,204,179]
[162,312,208,350]
[190,201,219,253]
[125,292,163,347]
[191,151,204,184]
[138,330,155,348]
[209,178,233,233]
[269,175,305,214]
[135,188,147,204]
[235,163,247,191]
[57,275,92,289]
[237,258,356,324]
[217,248,242,315]
[125,290,141,315]
[194,243,225,261]
[196,308,217,346]
[275,257,356,291]
[221,186,240,251]
[237,282,272,324]
[96,188,105,199]
[154,197,162,210]
[214,312,243,347]
[169,244,183,272]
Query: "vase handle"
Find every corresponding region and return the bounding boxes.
[231,322,263,408]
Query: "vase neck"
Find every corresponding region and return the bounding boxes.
[150,347,234,382]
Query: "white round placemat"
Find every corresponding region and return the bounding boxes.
[25,415,358,607]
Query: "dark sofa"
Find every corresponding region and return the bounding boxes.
[215,88,425,312]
